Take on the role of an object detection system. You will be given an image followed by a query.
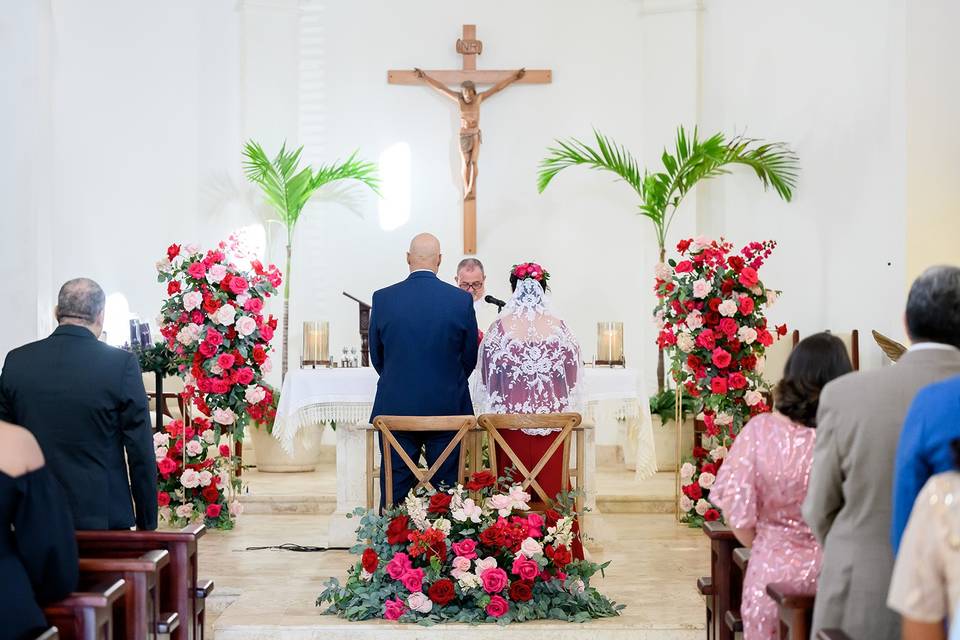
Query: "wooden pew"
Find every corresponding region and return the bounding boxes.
[703,521,744,640]
[723,547,750,634]
[696,575,715,640]
[76,524,212,640]
[44,579,126,640]
[79,550,178,639]
[767,582,815,640]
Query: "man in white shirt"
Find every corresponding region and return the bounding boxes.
[455,258,500,334]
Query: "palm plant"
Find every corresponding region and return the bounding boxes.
[538,126,799,390]
[243,141,379,380]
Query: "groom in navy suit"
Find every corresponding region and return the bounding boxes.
[369,233,478,509]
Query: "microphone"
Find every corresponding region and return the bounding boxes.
[484,295,506,310]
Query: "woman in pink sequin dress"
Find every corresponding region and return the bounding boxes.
[710,333,853,640]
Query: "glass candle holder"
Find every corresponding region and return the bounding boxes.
[301,321,330,366]
[596,321,625,366]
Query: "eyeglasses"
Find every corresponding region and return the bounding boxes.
[458,281,484,291]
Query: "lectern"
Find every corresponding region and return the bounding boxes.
[342,292,372,367]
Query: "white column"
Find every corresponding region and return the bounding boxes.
[327,422,373,547]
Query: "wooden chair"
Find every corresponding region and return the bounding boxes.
[44,579,126,640]
[766,583,815,640]
[76,525,211,640]
[827,330,860,371]
[476,413,585,513]
[78,550,176,640]
[703,522,744,640]
[370,415,477,509]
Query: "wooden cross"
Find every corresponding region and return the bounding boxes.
[388,24,552,254]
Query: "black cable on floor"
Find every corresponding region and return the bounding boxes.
[240,543,351,552]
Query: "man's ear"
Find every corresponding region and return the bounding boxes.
[96,310,106,326]
[406,252,412,267]
[53,306,60,322]
[437,254,443,269]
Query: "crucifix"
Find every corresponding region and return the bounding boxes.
[388,24,552,254]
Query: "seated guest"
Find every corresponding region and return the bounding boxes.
[888,439,960,640]
[0,278,157,530]
[892,371,960,553]
[0,421,79,640]
[803,266,960,640]
[711,333,853,640]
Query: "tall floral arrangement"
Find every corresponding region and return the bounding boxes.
[318,472,622,624]
[654,237,786,526]
[154,417,242,530]
[156,240,282,441]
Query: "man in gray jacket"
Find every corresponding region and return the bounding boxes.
[803,266,960,640]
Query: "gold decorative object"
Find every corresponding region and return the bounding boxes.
[872,330,907,362]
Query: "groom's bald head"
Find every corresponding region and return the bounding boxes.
[407,233,442,273]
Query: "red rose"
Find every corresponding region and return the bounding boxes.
[219,444,231,457]
[711,348,732,369]
[260,325,275,342]
[217,353,236,370]
[190,310,204,324]
[701,462,718,476]
[252,346,267,365]
[509,580,533,602]
[727,255,745,271]
[203,298,220,314]
[211,379,230,395]
[695,329,716,350]
[202,485,220,503]
[738,297,755,315]
[683,482,703,500]
[545,544,572,568]
[738,267,759,287]
[776,324,788,337]
[361,548,379,574]
[465,471,496,491]
[199,341,217,358]
[167,244,181,260]
[236,367,255,385]
[721,279,736,296]
[544,509,562,527]
[677,239,692,253]
[157,457,177,477]
[728,372,747,390]
[686,354,703,370]
[167,281,181,295]
[710,377,728,395]
[206,329,223,346]
[674,260,693,273]
[692,446,708,459]
[718,317,738,337]
[244,298,264,314]
[708,298,722,312]
[205,503,222,519]
[428,492,452,514]
[157,491,171,506]
[427,578,456,606]
[704,509,720,522]
[386,515,413,545]
[228,277,248,295]
[757,329,774,347]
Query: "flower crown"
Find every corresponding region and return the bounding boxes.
[512,262,550,284]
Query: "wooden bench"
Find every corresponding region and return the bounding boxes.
[767,582,815,640]
[44,579,126,640]
[696,576,715,640]
[76,525,212,640]
[723,547,750,634]
[79,549,178,639]
[703,522,744,640]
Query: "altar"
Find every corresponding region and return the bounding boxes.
[273,366,656,546]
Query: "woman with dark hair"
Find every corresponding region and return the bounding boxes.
[887,437,960,640]
[710,332,853,640]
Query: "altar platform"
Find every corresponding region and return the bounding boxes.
[201,512,708,639]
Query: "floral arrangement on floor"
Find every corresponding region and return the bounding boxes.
[156,239,282,441]
[154,416,243,530]
[654,237,786,526]
[317,472,623,625]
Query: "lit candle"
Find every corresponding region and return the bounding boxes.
[596,322,624,364]
[302,321,330,365]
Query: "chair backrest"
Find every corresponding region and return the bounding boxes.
[476,413,581,507]
[762,330,800,386]
[372,415,476,508]
[828,329,860,370]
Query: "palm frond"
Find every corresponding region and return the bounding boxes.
[538,130,644,196]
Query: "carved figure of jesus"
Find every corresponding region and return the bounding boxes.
[414,67,525,199]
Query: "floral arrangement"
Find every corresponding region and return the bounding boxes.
[250,383,280,435]
[511,262,550,287]
[654,237,786,526]
[156,240,282,441]
[317,472,622,625]
[154,417,243,530]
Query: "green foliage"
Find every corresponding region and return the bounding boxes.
[131,342,178,377]
[649,387,698,425]
[538,126,799,251]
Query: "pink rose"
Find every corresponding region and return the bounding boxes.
[385,552,412,580]
[451,539,478,560]
[485,594,509,618]
[244,298,264,314]
[217,353,235,370]
[206,328,223,346]
[235,316,257,337]
[711,347,732,369]
[236,367,254,385]
[402,567,425,592]
[738,267,759,287]
[480,567,508,594]
[384,597,406,621]
[511,555,540,581]
[526,513,544,538]
[187,262,207,279]
[451,556,471,576]
[229,276,249,295]
[260,324,274,342]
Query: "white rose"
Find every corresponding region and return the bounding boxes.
[182,291,203,312]
[198,470,213,487]
[519,537,543,558]
[236,293,251,308]
[744,390,763,407]
[185,243,200,255]
[156,258,173,273]
[155,446,168,461]
[245,386,267,405]
[765,289,778,307]
[176,323,202,346]
[698,472,716,489]
[180,469,201,489]
[407,592,433,614]
[185,440,203,457]
[153,432,170,448]
[457,572,482,591]
[718,299,738,317]
[235,315,257,337]
[685,310,704,330]
[474,557,498,574]
[737,326,758,345]
[680,462,696,481]
[754,356,766,373]
[212,408,237,425]
[710,445,728,461]
[432,517,452,536]
[677,332,695,353]
[202,429,217,444]
[695,499,711,516]
[159,506,172,523]
[206,264,227,284]
[207,445,219,458]
[213,304,236,326]
[680,495,694,512]
[175,504,194,519]
[654,309,666,330]
[654,262,673,281]
[569,578,585,594]
[229,500,244,517]
[692,279,711,299]
[715,413,733,426]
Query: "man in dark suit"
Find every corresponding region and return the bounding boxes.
[0,278,157,530]
[369,233,479,508]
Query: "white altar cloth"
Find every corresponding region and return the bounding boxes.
[273,366,656,479]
